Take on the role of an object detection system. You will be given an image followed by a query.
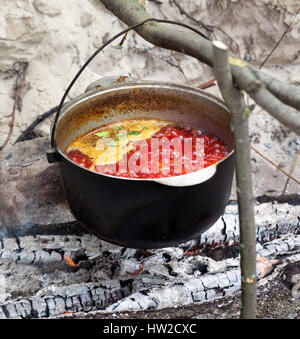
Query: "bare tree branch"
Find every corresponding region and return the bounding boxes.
[234,66,300,134]
[100,0,213,63]
[99,0,300,135]
[212,41,257,319]
[249,65,300,111]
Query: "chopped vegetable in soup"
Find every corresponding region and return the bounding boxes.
[65,118,229,178]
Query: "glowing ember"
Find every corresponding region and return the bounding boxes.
[63,255,77,267]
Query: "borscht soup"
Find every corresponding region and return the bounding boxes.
[65,118,229,178]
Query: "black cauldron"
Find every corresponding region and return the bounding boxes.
[48,77,234,249]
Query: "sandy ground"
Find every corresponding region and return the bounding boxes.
[0,0,299,198]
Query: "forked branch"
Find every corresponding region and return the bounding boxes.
[99,0,300,135]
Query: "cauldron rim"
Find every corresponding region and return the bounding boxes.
[52,80,234,185]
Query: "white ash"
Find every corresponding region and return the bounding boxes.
[0,197,299,318]
[0,230,299,318]
[1,198,298,266]
[105,236,300,313]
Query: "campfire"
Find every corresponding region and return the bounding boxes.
[0,137,299,319]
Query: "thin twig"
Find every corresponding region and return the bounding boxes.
[116,32,128,48]
[137,48,186,74]
[14,105,62,144]
[171,0,241,56]
[172,53,190,84]
[212,40,257,319]
[171,0,213,33]
[129,44,192,83]
[0,62,28,152]
[197,78,216,90]
[251,146,300,186]
[259,8,300,69]
[281,148,300,194]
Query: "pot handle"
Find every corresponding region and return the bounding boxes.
[48,18,209,163]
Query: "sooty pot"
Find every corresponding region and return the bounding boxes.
[48,77,235,249]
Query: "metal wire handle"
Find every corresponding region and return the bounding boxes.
[50,18,210,149]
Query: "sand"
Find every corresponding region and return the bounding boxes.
[0,0,299,196]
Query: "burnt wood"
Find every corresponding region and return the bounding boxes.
[0,138,299,245]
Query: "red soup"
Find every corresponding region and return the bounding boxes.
[65,118,229,178]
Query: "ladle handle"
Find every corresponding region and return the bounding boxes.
[48,18,209,163]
